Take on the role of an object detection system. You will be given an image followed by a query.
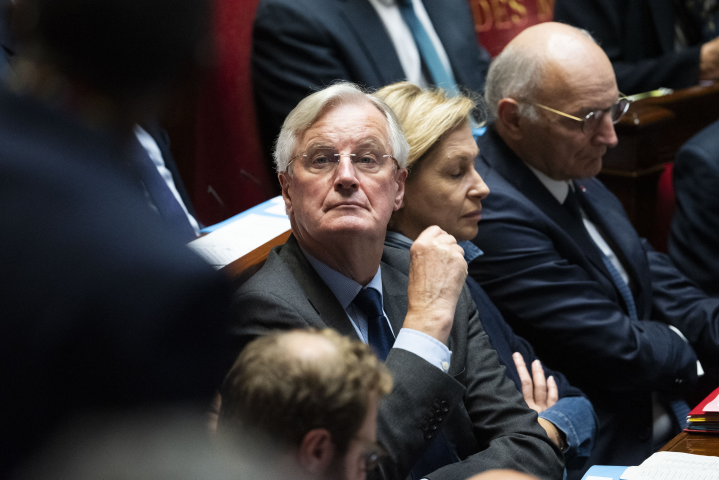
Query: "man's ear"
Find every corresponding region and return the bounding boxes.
[496,98,523,140]
[393,168,407,211]
[297,428,336,475]
[278,172,293,216]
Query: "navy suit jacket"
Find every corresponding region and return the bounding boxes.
[554,0,702,94]
[251,0,490,155]
[0,86,232,476]
[669,119,719,296]
[471,127,719,468]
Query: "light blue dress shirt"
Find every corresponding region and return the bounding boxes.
[301,247,452,372]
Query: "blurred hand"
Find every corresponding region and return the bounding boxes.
[404,226,467,345]
[700,37,719,80]
[513,352,558,413]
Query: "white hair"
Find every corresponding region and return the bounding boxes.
[485,26,597,122]
[273,82,409,173]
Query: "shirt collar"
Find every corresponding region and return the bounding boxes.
[524,163,572,204]
[301,246,384,310]
[384,230,483,264]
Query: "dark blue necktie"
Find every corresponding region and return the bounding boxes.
[352,287,394,361]
[564,188,638,322]
[131,136,197,242]
[353,288,457,478]
[396,0,459,94]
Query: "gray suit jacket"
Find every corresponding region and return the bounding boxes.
[232,235,564,480]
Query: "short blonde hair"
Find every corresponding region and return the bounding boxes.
[373,82,479,172]
[219,329,392,455]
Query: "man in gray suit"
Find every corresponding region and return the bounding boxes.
[232,83,563,480]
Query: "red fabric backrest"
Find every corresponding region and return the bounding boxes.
[192,0,277,225]
[469,0,554,57]
[650,163,676,253]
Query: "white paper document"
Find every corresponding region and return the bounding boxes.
[620,452,719,480]
[189,213,290,268]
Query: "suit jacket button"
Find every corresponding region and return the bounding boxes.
[440,400,450,412]
[424,431,434,439]
[436,415,444,422]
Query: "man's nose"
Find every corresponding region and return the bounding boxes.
[334,154,359,188]
[593,113,619,148]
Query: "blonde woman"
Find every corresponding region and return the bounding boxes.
[376,82,597,471]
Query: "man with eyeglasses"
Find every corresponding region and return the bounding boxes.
[232,82,564,480]
[472,22,719,475]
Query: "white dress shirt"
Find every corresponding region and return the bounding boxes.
[367,0,455,88]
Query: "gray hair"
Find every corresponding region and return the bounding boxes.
[485,26,596,122]
[273,82,409,173]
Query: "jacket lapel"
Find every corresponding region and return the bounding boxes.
[337,0,406,87]
[480,128,618,290]
[379,253,410,337]
[577,182,653,318]
[279,235,359,338]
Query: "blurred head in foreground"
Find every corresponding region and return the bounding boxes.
[219,329,393,480]
[12,410,299,480]
[9,0,210,128]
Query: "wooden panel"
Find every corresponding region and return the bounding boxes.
[221,230,291,287]
[660,431,719,456]
[598,82,719,243]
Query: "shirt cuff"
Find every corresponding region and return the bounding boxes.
[393,328,452,373]
[538,396,597,468]
[668,325,704,376]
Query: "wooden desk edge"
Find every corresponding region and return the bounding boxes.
[222,230,292,284]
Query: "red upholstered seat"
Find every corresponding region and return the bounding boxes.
[650,163,675,253]
[192,0,277,225]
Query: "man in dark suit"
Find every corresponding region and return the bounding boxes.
[233,82,564,480]
[0,0,232,476]
[669,119,719,296]
[471,22,719,473]
[554,0,719,94]
[251,0,490,158]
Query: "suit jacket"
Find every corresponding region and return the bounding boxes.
[251,0,490,156]
[233,235,564,480]
[141,121,199,225]
[669,119,719,296]
[0,86,233,477]
[471,127,719,469]
[554,0,702,94]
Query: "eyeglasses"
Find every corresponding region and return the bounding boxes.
[532,95,632,133]
[359,441,386,472]
[287,147,398,175]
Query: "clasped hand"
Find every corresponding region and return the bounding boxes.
[404,226,467,345]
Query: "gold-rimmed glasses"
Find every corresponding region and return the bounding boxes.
[532,94,632,133]
[287,147,398,175]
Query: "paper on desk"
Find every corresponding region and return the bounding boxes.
[189,213,290,268]
[620,452,719,480]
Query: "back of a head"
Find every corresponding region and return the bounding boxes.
[485,22,602,120]
[219,329,392,456]
[12,0,209,98]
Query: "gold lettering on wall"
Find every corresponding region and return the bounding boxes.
[471,0,530,32]
[536,0,554,21]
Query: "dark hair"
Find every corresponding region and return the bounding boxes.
[14,0,210,97]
